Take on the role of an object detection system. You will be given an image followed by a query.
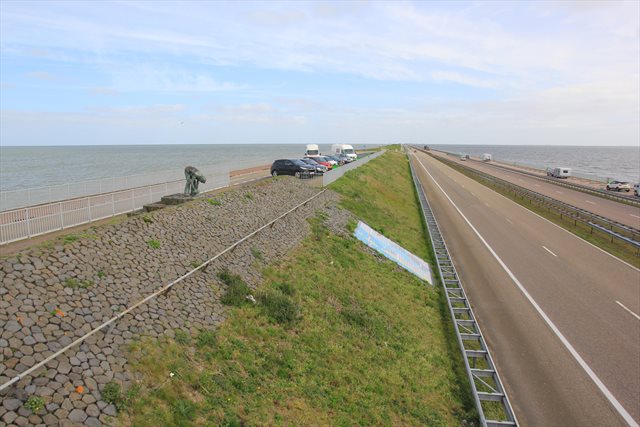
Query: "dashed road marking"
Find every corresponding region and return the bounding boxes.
[542,246,558,257]
[505,218,513,224]
[414,155,639,427]
[616,301,640,321]
[585,200,597,205]
[556,191,564,194]
[630,214,640,219]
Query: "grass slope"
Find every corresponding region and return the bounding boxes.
[119,150,475,426]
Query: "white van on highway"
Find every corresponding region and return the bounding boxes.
[305,144,320,157]
[547,167,571,179]
[331,144,357,161]
[481,153,492,162]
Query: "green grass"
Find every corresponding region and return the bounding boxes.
[64,278,93,289]
[24,396,45,413]
[119,150,476,426]
[147,239,161,250]
[330,150,430,260]
[206,198,221,206]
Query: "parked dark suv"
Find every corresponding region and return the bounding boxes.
[270,159,315,178]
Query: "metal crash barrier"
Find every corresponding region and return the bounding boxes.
[407,151,518,427]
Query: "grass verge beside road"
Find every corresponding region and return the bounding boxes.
[118,150,476,426]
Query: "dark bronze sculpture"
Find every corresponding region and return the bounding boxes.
[184,166,206,196]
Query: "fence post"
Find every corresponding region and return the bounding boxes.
[59,202,64,230]
[26,207,31,238]
[111,193,115,217]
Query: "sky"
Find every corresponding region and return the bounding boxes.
[0,1,639,146]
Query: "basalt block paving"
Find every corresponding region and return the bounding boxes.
[0,177,339,426]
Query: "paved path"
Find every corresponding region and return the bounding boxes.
[411,149,640,427]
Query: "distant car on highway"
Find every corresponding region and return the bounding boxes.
[634,184,640,197]
[299,158,327,174]
[606,181,632,192]
[547,167,571,179]
[459,155,467,161]
[271,159,315,178]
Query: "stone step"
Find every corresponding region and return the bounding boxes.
[143,203,166,212]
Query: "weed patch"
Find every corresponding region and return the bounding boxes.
[218,269,250,306]
[206,198,221,206]
[64,278,93,289]
[250,246,263,261]
[24,396,45,413]
[147,239,161,249]
[257,291,299,324]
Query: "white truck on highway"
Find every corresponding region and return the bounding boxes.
[481,153,492,162]
[547,167,571,179]
[331,144,357,161]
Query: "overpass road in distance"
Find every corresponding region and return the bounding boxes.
[410,149,639,427]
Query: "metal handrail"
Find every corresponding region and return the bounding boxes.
[470,158,640,208]
[419,148,640,245]
[406,148,517,427]
[0,189,327,393]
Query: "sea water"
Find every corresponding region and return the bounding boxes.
[430,145,639,184]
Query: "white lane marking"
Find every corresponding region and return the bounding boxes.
[616,301,640,321]
[427,154,640,273]
[484,202,491,208]
[585,200,597,205]
[505,218,513,224]
[556,191,564,194]
[630,214,640,219]
[414,155,639,427]
[542,246,558,257]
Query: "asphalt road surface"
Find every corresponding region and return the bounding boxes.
[429,150,640,230]
[410,149,640,427]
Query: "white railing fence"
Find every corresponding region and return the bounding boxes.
[0,164,239,212]
[0,168,229,245]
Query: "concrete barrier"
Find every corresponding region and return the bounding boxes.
[322,150,385,186]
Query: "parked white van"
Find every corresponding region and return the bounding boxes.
[305,144,320,157]
[331,144,357,161]
[547,167,571,179]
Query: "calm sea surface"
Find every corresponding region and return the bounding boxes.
[0,144,379,191]
[430,145,639,184]
[1,144,638,191]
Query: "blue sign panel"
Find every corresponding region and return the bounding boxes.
[354,221,433,285]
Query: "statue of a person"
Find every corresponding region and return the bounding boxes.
[184,166,207,196]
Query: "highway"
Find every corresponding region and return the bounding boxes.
[410,149,640,426]
[429,150,640,229]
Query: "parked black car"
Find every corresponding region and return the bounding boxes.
[270,159,315,178]
[300,158,327,174]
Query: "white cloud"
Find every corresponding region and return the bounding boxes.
[26,71,56,80]
[431,71,499,88]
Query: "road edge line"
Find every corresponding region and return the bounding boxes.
[414,154,639,427]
